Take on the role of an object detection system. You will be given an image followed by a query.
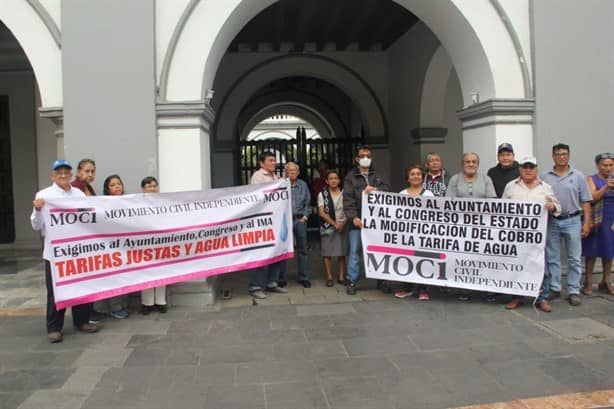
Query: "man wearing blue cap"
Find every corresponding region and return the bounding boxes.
[488,143,520,198]
[31,160,100,343]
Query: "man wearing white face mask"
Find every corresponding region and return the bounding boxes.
[343,145,390,295]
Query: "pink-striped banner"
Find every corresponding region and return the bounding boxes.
[42,180,294,309]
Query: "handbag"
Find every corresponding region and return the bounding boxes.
[590,199,603,231]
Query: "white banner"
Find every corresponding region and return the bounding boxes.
[362,191,547,297]
[43,180,293,309]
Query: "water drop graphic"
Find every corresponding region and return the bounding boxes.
[280,213,288,242]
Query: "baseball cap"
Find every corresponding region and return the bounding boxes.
[51,159,72,171]
[518,156,537,167]
[497,143,514,153]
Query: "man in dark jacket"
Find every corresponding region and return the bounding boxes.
[487,143,520,198]
[423,152,451,197]
[343,146,390,295]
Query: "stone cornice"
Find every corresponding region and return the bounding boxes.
[457,99,535,121]
[38,106,63,120]
[156,101,216,132]
[411,127,447,144]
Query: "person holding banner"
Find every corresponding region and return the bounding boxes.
[343,145,390,295]
[139,176,168,314]
[279,162,311,288]
[581,153,614,296]
[394,165,435,301]
[502,156,561,312]
[447,152,496,301]
[70,158,102,324]
[317,169,347,287]
[541,143,592,306]
[93,174,131,319]
[248,151,288,299]
[31,160,100,343]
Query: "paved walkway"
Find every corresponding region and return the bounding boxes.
[2,246,614,409]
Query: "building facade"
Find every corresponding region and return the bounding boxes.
[1,0,612,257]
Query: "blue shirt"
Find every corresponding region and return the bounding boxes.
[290,178,311,218]
[540,165,592,215]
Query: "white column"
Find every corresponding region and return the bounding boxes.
[156,101,217,306]
[457,99,535,169]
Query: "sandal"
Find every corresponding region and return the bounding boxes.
[581,287,593,296]
[326,280,334,287]
[598,281,614,295]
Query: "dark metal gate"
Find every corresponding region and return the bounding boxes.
[238,127,365,186]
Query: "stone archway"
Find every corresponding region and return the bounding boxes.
[162,0,527,105]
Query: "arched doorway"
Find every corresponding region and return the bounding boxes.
[160,0,533,191]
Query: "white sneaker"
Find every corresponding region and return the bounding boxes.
[266,286,288,294]
[250,290,267,299]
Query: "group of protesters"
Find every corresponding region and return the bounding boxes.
[31,159,168,343]
[252,143,614,316]
[31,143,613,343]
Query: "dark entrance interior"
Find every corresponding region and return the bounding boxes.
[0,95,14,243]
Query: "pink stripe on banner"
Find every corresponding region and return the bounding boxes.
[56,247,244,286]
[54,251,294,309]
[51,217,241,245]
[50,208,95,213]
[366,245,446,260]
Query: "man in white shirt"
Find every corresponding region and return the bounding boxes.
[31,160,100,343]
[502,156,561,312]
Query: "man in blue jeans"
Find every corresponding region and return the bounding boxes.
[343,146,390,295]
[541,143,592,306]
[279,162,311,288]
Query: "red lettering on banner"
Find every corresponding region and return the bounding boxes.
[55,252,123,277]
[125,245,181,265]
[231,229,275,247]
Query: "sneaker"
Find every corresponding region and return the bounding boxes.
[266,286,288,294]
[394,289,413,299]
[156,304,168,313]
[250,290,267,299]
[75,323,100,333]
[418,289,430,301]
[377,281,392,294]
[548,290,561,301]
[278,280,287,288]
[88,311,104,324]
[47,331,63,343]
[484,293,498,303]
[346,282,357,295]
[568,294,581,306]
[110,309,129,319]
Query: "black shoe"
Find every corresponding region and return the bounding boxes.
[141,305,153,315]
[379,283,392,294]
[88,311,105,324]
[278,280,287,288]
[326,280,334,287]
[298,280,311,288]
[156,304,168,313]
[548,291,561,301]
[346,282,356,295]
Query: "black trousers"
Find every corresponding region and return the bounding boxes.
[45,260,91,333]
